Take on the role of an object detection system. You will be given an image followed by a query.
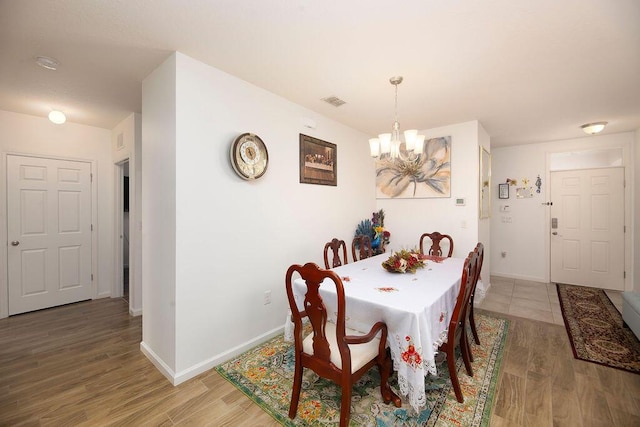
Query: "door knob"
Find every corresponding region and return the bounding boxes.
[11,240,19,246]
[552,232,558,235]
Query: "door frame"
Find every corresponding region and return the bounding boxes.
[114,158,140,316]
[113,161,125,299]
[113,160,134,309]
[544,149,632,291]
[1,152,98,318]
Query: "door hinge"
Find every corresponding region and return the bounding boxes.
[91,273,94,281]
[624,271,626,279]
[91,173,93,182]
[91,224,93,231]
[624,225,626,233]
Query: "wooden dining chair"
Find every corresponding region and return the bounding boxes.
[468,242,484,347]
[285,263,401,426]
[351,234,373,262]
[324,238,348,269]
[419,232,454,257]
[438,249,478,403]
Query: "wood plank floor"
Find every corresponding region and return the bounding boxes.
[1,297,639,426]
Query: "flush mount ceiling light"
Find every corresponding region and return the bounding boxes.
[48,110,66,124]
[369,76,424,160]
[35,55,60,71]
[581,121,607,135]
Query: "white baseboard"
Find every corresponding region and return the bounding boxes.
[141,325,284,386]
[129,307,142,316]
[491,272,548,283]
[140,341,176,384]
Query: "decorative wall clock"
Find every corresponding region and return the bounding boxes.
[230,133,269,180]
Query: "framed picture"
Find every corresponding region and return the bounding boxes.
[375,136,451,198]
[498,183,509,199]
[299,134,337,186]
[479,146,491,218]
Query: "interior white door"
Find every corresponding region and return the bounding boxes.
[550,167,624,290]
[7,155,92,315]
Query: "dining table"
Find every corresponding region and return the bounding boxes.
[291,252,466,413]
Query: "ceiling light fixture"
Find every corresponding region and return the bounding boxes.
[369,76,424,160]
[581,121,607,135]
[35,56,60,71]
[48,110,66,124]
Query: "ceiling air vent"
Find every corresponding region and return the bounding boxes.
[322,96,346,107]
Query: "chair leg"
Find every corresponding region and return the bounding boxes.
[461,332,474,377]
[339,384,352,427]
[469,300,481,345]
[466,324,474,363]
[288,360,303,419]
[378,349,402,407]
[445,347,464,403]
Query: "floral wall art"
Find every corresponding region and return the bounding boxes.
[375,136,451,199]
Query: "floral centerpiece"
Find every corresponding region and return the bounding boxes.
[381,250,425,274]
[354,209,391,255]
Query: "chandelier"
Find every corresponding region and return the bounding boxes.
[369,76,425,160]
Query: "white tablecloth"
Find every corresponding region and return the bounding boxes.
[292,254,464,413]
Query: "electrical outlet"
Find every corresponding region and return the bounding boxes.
[264,290,271,305]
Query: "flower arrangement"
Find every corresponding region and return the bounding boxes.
[354,209,391,255]
[381,250,425,274]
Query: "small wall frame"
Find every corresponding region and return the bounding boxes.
[498,183,509,199]
[479,146,491,218]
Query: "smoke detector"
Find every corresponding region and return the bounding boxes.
[322,96,346,107]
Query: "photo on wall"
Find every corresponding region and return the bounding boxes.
[299,134,337,186]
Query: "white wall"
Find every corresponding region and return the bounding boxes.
[140,55,178,374]
[491,132,635,288]
[141,52,377,382]
[377,121,486,262]
[0,110,114,318]
[478,123,491,281]
[635,128,640,292]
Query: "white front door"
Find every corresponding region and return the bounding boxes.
[7,155,93,315]
[550,167,624,290]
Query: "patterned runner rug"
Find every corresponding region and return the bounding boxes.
[215,314,508,426]
[556,283,640,374]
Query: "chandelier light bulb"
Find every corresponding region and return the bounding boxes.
[369,76,423,161]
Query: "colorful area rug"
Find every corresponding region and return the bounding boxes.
[215,314,508,426]
[557,283,640,374]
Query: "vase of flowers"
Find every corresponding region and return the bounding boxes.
[354,209,391,255]
[382,250,425,274]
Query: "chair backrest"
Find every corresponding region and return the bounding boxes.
[473,242,484,285]
[285,263,350,372]
[419,232,454,257]
[447,250,478,342]
[324,238,348,269]
[351,234,373,262]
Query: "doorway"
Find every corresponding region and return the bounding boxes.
[123,162,130,302]
[549,167,624,290]
[114,160,131,306]
[7,154,93,315]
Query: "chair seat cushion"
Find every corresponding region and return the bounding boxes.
[302,322,381,373]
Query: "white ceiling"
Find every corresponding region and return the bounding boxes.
[1,0,639,147]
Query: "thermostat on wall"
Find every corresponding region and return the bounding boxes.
[455,198,465,206]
